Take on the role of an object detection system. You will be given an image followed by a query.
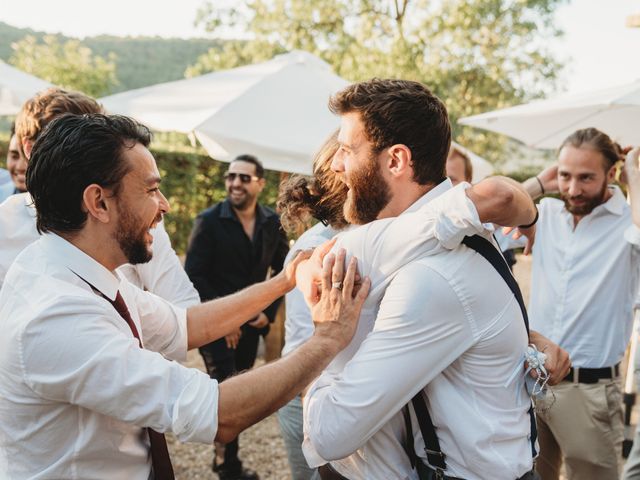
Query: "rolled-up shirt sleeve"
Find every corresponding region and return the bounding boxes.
[20,296,219,444]
[302,262,474,464]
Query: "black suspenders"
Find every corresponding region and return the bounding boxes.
[403,234,538,475]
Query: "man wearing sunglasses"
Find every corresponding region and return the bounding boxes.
[185,154,289,480]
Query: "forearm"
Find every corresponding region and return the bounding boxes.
[186,273,290,349]
[522,176,545,200]
[467,176,536,227]
[216,335,339,442]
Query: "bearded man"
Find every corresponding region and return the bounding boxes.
[522,128,640,480]
[184,154,289,480]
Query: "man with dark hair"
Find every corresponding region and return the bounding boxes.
[0,113,370,479]
[185,153,289,480]
[300,78,565,479]
[520,128,640,480]
[0,88,199,307]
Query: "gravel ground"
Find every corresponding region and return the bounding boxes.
[168,350,292,480]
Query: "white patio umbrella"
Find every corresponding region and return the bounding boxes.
[100,50,349,174]
[459,79,640,149]
[451,141,494,183]
[0,60,52,116]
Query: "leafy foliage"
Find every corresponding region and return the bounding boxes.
[190,0,566,165]
[0,22,221,94]
[9,35,118,98]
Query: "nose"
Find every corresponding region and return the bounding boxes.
[158,189,170,214]
[568,179,581,197]
[331,151,344,173]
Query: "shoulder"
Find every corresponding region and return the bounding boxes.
[538,196,563,214]
[259,204,281,224]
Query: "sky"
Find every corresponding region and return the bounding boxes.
[0,0,639,96]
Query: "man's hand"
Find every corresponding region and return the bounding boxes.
[248,312,269,329]
[528,330,571,385]
[502,224,536,255]
[225,329,242,349]
[296,238,337,305]
[311,249,370,352]
[277,247,317,292]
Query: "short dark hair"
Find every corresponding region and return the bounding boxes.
[232,154,264,178]
[329,78,451,185]
[26,113,152,235]
[559,128,623,170]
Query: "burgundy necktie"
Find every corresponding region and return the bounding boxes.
[108,291,175,480]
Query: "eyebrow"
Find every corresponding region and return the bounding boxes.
[145,175,162,185]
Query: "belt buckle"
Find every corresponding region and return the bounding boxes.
[434,469,445,480]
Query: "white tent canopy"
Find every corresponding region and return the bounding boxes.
[0,60,52,116]
[459,79,640,149]
[100,50,349,174]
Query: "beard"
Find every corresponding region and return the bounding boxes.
[561,181,608,216]
[227,186,255,211]
[343,153,391,225]
[114,201,155,265]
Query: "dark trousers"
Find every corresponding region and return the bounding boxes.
[200,327,261,472]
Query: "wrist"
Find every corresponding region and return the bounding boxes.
[272,272,293,296]
[518,206,539,229]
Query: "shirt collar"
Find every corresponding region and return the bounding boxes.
[220,198,270,225]
[403,178,454,214]
[40,233,120,301]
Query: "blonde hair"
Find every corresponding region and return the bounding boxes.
[15,87,104,144]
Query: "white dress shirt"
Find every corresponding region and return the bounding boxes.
[0,192,200,307]
[282,223,339,357]
[303,181,534,480]
[0,234,218,479]
[529,186,640,368]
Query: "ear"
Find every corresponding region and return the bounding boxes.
[82,184,112,224]
[257,177,266,191]
[607,163,617,183]
[385,144,412,178]
[22,139,34,160]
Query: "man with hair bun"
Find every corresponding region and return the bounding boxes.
[520,128,640,480]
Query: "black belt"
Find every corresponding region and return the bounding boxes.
[317,464,348,480]
[563,363,620,384]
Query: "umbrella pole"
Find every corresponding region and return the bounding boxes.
[623,309,640,458]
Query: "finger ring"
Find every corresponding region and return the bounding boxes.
[332,281,342,290]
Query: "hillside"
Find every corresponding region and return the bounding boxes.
[0,21,221,93]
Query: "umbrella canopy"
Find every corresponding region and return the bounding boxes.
[0,60,52,116]
[100,50,349,174]
[459,79,640,149]
[450,141,494,183]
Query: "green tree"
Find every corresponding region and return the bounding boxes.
[190,0,566,164]
[10,35,118,97]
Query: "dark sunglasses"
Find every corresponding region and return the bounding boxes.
[224,172,260,183]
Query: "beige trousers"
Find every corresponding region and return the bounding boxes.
[534,378,623,480]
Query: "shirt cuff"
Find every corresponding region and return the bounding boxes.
[171,370,219,443]
[625,224,640,247]
[164,304,188,362]
[431,183,486,249]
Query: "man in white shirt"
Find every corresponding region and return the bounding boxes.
[300,79,568,480]
[519,129,640,480]
[0,112,370,479]
[0,87,199,307]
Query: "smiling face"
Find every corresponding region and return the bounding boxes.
[225,160,265,211]
[7,134,28,192]
[557,145,614,218]
[112,143,169,264]
[331,112,391,225]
